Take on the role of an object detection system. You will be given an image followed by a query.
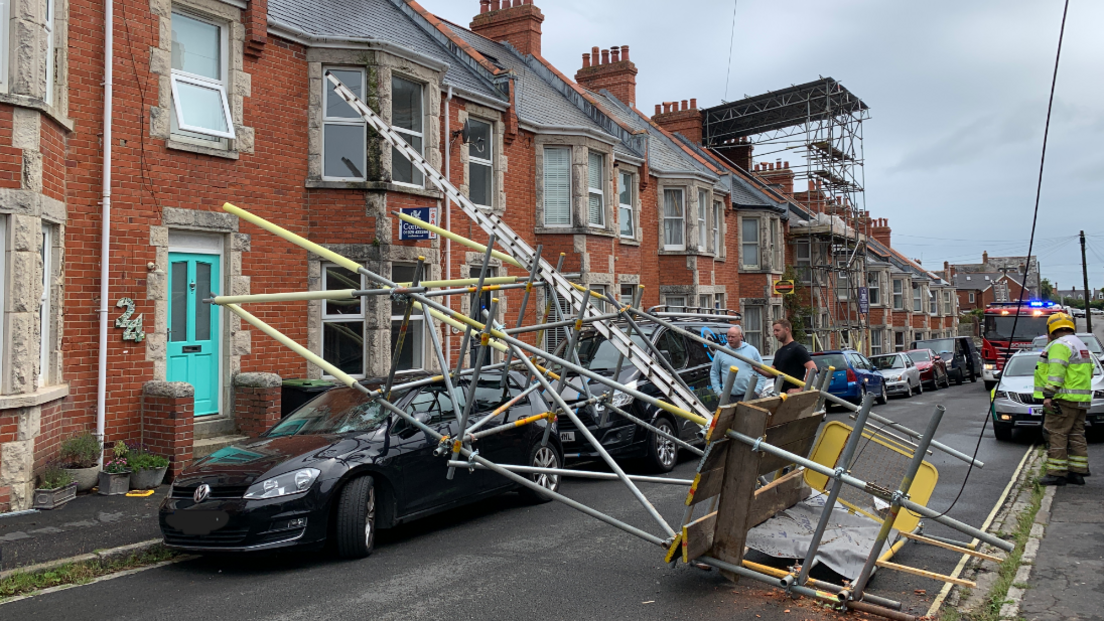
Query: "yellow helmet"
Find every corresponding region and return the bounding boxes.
[1047,312,1075,335]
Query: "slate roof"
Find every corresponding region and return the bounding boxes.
[268,0,504,103]
[953,272,1012,290]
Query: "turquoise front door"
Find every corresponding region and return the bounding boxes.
[168,253,221,416]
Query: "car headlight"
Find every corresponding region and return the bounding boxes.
[1094,390,1104,399]
[244,468,320,500]
[611,380,637,408]
[994,390,1009,400]
[984,363,996,371]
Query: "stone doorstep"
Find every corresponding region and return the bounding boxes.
[193,415,238,441]
[191,435,250,459]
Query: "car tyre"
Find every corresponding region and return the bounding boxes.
[904,381,913,398]
[876,382,888,405]
[968,367,978,383]
[645,417,679,473]
[928,374,938,391]
[942,371,952,389]
[518,442,562,503]
[917,377,924,394]
[993,422,1013,442]
[335,475,376,559]
[955,369,964,386]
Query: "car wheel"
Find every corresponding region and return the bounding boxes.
[942,371,952,388]
[917,377,924,394]
[904,381,913,398]
[955,369,964,386]
[969,369,978,383]
[646,417,679,473]
[335,475,376,559]
[993,422,1013,442]
[518,442,562,503]
[876,382,888,405]
[929,374,938,391]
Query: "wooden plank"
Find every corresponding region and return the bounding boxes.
[682,511,718,562]
[758,434,821,475]
[744,395,783,414]
[898,531,1004,563]
[687,467,725,506]
[766,391,821,427]
[706,403,740,442]
[664,533,683,563]
[697,439,730,472]
[876,560,977,588]
[747,469,811,528]
[757,414,825,475]
[710,402,770,581]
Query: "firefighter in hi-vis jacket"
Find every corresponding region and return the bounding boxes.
[1033,312,1092,486]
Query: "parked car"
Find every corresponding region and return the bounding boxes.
[810,350,887,405]
[991,350,1104,441]
[870,353,923,398]
[905,349,951,390]
[1032,333,1104,360]
[561,309,741,472]
[911,336,982,385]
[1071,308,1086,318]
[159,371,561,557]
[1092,308,1104,317]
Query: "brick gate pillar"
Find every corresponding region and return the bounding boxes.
[233,373,283,438]
[141,381,194,480]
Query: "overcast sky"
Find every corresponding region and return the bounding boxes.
[424,0,1104,292]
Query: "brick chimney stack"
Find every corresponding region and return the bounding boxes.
[575,44,638,106]
[871,217,892,248]
[711,136,753,171]
[756,160,794,197]
[982,250,989,266]
[472,0,545,57]
[651,98,702,144]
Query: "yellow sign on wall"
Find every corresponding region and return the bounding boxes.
[773,280,796,295]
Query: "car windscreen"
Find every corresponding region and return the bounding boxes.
[1002,354,1040,377]
[916,338,954,356]
[907,351,931,363]
[983,315,1049,341]
[870,355,903,370]
[813,353,848,372]
[266,387,407,437]
[576,332,651,374]
[1083,335,1104,356]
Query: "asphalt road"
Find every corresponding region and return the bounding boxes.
[3,380,1034,621]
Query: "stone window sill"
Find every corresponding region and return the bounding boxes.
[306,179,443,200]
[618,236,641,247]
[533,225,616,238]
[167,139,240,160]
[0,384,69,411]
[0,93,75,132]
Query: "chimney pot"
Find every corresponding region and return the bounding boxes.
[491,0,500,10]
[681,99,689,111]
[610,47,620,62]
[480,0,490,13]
[601,49,610,64]
[592,46,600,58]
[690,98,697,109]
[654,104,661,115]
[783,161,789,168]
[621,45,630,61]
[582,53,590,68]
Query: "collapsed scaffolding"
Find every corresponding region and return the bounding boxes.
[702,78,871,350]
[206,73,1011,621]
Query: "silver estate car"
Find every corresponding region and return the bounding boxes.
[991,350,1104,441]
[870,353,923,398]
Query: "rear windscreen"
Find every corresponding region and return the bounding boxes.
[813,353,848,371]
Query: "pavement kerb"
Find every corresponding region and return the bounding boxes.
[0,538,163,581]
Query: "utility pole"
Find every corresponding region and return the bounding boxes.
[1081,230,1092,334]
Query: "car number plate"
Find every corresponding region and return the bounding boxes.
[165,510,229,536]
[559,431,575,442]
[1028,408,1040,416]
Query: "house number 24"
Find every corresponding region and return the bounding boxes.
[115,298,146,342]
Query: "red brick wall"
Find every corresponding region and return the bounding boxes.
[41,119,67,203]
[141,383,194,480]
[0,106,22,189]
[234,377,282,438]
[33,400,66,472]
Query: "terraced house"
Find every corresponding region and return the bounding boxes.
[0,0,958,511]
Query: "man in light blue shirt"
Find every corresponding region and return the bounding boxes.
[710,325,767,402]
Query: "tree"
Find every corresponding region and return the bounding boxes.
[1040,278,1054,300]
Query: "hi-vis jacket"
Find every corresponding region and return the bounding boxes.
[1033,334,1093,405]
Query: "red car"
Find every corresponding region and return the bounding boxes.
[905,349,951,390]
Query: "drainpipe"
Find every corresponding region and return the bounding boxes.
[96,0,114,464]
[444,85,453,366]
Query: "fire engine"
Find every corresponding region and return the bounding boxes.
[981,300,1063,389]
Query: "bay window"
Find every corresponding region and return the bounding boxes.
[170,11,235,140]
[45,0,56,104]
[741,218,759,269]
[697,189,708,250]
[770,218,781,268]
[322,265,365,377]
[699,294,712,309]
[543,146,571,226]
[867,272,880,305]
[39,225,53,386]
[744,306,763,351]
[893,279,904,310]
[913,283,922,312]
[588,152,605,227]
[663,189,685,250]
[870,330,883,355]
[0,0,8,92]
[618,171,635,238]
[468,119,493,207]
[391,264,425,370]
[796,240,811,283]
[712,201,721,255]
[392,76,425,187]
[322,67,367,180]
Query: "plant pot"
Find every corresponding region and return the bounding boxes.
[98,471,132,495]
[33,482,78,510]
[65,466,101,493]
[130,466,168,490]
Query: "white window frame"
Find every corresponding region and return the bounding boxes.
[321,66,368,181]
[912,282,922,312]
[744,305,763,352]
[837,261,850,301]
[699,294,712,309]
[867,272,880,305]
[620,284,636,305]
[662,188,685,251]
[969,291,976,304]
[618,171,635,239]
[39,224,53,387]
[591,284,608,312]
[870,329,882,355]
[697,189,708,251]
[392,263,426,370]
[391,75,425,188]
[45,0,56,104]
[468,118,494,208]
[543,146,572,227]
[321,264,366,379]
[587,151,605,227]
[0,216,6,383]
[796,239,811,283]
[893,278,904,310]
[741,217,760,269]
[894,331,905,352]
[712,201,721,256]
[665,295,686,308]
[0,0,8,92]
[770,218,782,269]
[715,293,725,310]
[169,11,235,140]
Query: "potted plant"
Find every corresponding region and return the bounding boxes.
[98,441,131,495]
[129,448,170,490]
[59,431,102,492]
[33,464,78,510]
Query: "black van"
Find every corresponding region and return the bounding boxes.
[911,336,982,385]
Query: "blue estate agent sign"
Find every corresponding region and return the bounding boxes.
[858,287,869,315]
[399,207,438,241]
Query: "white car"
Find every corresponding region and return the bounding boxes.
[991,350,1104,441]
[1071,308,1086,318]
[870,352,923,398]
[1031,333,1104,360]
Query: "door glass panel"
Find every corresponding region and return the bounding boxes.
[171,262,188,342]
[195,263,212,340]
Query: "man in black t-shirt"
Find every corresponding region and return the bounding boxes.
[771,319,816,394]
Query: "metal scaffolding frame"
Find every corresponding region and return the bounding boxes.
[703,78,872,351]
[202,74,1010,620]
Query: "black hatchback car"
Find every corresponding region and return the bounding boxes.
[555,309,739,472]
[160,371,561,558]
